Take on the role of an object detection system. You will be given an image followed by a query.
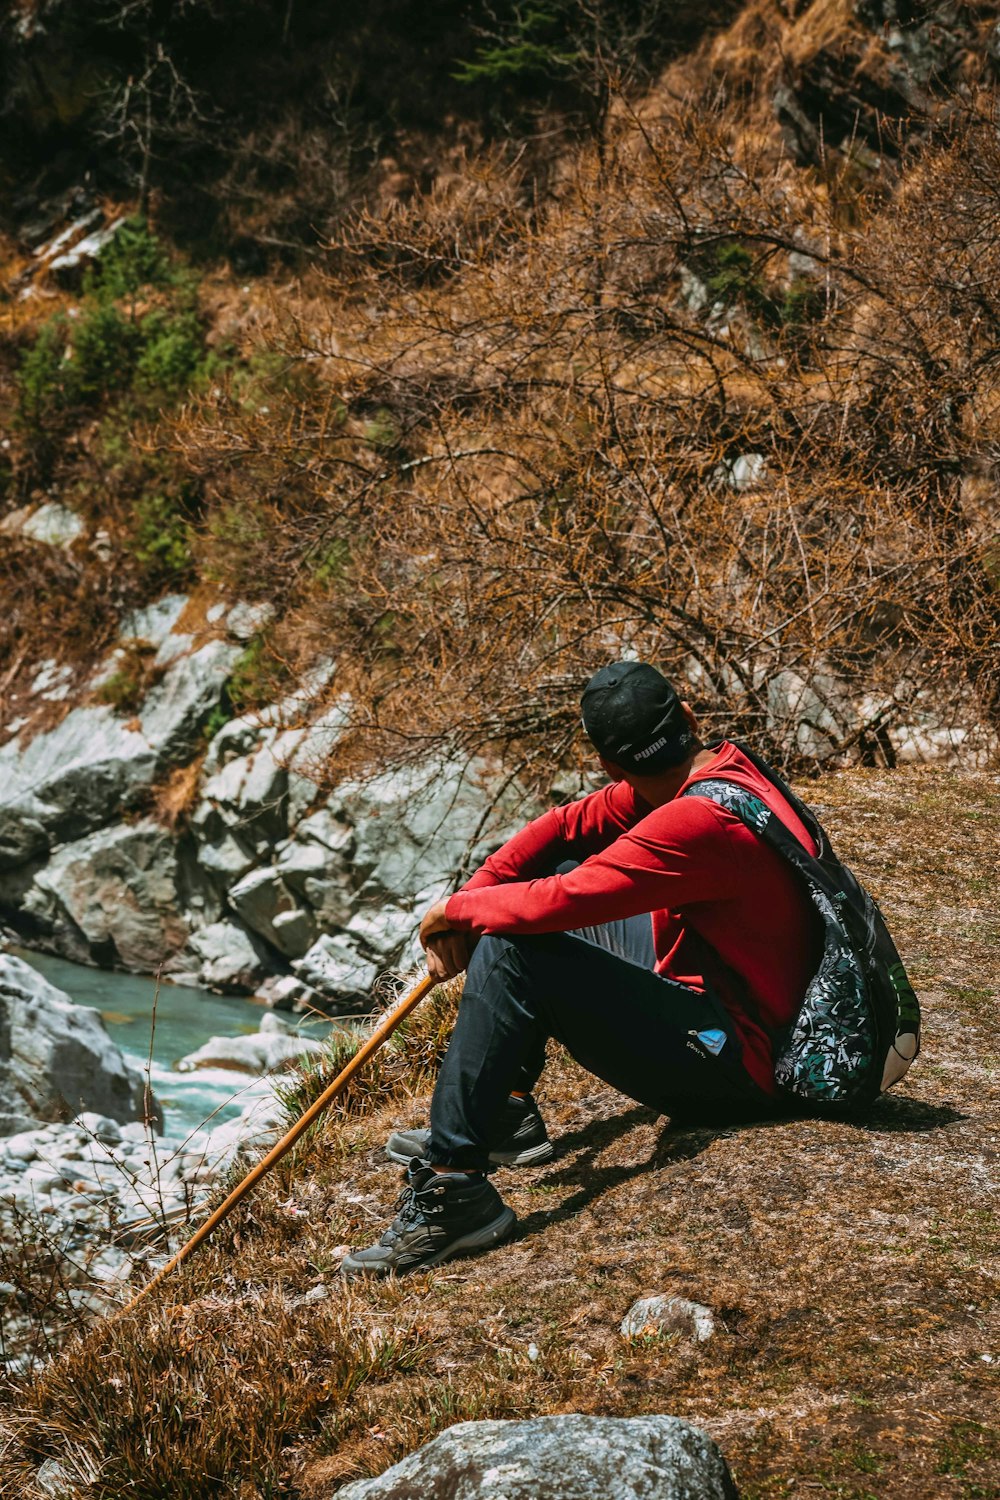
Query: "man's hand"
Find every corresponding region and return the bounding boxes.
[419,898,470,983]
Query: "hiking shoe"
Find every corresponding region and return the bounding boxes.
[384,1093,554,1169]
[340,1160,516,1279]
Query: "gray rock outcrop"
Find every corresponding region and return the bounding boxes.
[21,820,196,969]
[330,1415,739,1499]
[0,953,151,1134]
[0,635,240,870]
[1,595,532,999]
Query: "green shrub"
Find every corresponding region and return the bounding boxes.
[780,278,826,329]
[227,635,270,714]
[201,703,232,742]
[453,7,580,86]
[17,221,211,431]
[17,316,71,428]
[134,309,206,394]
[362,406,401,452]
[703,241,770,315]
[68,301,141,402]
[86,216,175,302]
[131,493,194,581]
[312,537,351,588]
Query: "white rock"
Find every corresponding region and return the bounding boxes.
[270,907,315,955]
[253,974,323,1013]
[3,1133,39,1162]
[0,638,240,871]
[73,1112,122,1145]
[32,209,103,263]
[766,669,843,760]
[177,1017,322,1076]
[15,502,84,548]
[227,601,276,640]
[48,215,126,275]
[21,1165,64,1193]
[196,834,256,884]
[29,659,75,700]
[332,756,527,903]
[35,1456,77,1498]
[119,594,189,647]
[344,904,414,960]
[620,1295,716,1343]
[714,452,766,491]
[679,264,708,311]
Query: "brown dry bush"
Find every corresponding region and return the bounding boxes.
[171,89,1000,786]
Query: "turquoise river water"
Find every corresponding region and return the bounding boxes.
[17,950,330,1137]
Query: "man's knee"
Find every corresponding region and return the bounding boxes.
[465,932,528,993]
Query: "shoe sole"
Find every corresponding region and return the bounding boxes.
[384,1136,554,1170]
[482,1139,555,1167]
[340,1206,517,1280]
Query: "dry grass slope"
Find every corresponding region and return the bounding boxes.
[0,767,996,1498]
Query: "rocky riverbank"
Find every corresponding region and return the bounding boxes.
[0,951,301,1371]
[0,583,533,1014]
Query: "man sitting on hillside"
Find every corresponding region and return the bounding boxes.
[341,661,824,1279]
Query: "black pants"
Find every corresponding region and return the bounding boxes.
[428,908,783,1171]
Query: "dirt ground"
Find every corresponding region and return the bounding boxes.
[2,767,997,1499]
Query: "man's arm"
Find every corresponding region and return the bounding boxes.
[460,779,648,891]
[421,779,647,981]
[421,797,739,977]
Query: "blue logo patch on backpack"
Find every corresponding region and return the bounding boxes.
[682,747,920,1114]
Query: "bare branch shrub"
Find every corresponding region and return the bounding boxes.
[174,87,1000,785]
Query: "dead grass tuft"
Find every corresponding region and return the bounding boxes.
[151,754,206,832]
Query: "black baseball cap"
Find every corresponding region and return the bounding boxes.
[581,661,696,773]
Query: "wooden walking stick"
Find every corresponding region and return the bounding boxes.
[119,972,436,1318]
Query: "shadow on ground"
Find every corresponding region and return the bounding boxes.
[513,1090,964,1242]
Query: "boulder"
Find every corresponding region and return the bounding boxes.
[292,934,379,1011]
[329,1415,738,1499]
[228,866,315,958]
[275,828,354,929]
[0,953,152,1134]
[766,669,844,760]
[253,974,325,1013]
[139,637,242,750]
[183,920,269,992]
[176,1013,324,1075]
[193,724,304,861]
[1,501,85,548]
[196,832,256,885]
[21,820,191,969]
[331,757,528,901]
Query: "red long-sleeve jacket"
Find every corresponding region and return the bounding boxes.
[444,741,822,1092]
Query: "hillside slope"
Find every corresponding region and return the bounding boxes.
[1,765,996,1499]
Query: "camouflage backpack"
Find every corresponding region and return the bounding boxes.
[682,744,920,1114]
